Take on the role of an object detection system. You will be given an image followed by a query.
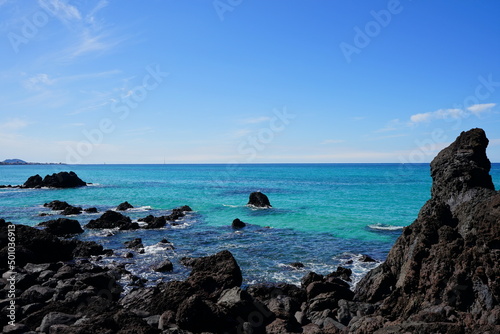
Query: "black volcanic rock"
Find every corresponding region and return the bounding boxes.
[38,218,84,236]
[43,200,82,215]
[430,128,495,208]
[189,250,243,292]
[86,210,138,230]
[61,206,83,215]
[84,207,98,213]
[23,174,43,188]
[353,128,500,333]
[148,250,243,315]
[232,218,246,229]
[248,191,272,208]
[165,206,192,221]
[44,200,72,211]
[21,171,87,188]
[144,216,167,229]
[0,222,105,271]
[153,259,173,272]
[124,238,143,249]
[116,201,133,211]
[43,171,87,188]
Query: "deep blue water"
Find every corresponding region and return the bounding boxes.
[1,163,498,288]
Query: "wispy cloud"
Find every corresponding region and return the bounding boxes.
[38,0,81,23]
[62,122,85,128]
[241,116,272,124]
[35,0,126,61]
[467,103,496,115]
[0,118,29,130]
[69,29,121,58]
[86,0,108,27]
[232,129,253,138]
[24,73,54,90]
[125,127,155,136]
[410,103,496,125]
[410,108,465,124]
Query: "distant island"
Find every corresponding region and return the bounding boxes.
[0,159,65,165]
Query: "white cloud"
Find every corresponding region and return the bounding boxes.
[467,103,496,115]
[490,139,500,146]
[38,0,81,23]
[24,73,54,90]
[410,108,465,124]
[410,103,496,125]
[241,116,272,124]
[69,29,118,58]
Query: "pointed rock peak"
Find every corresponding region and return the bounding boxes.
[430,128,494,206]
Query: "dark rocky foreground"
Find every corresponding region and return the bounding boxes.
[0,128,499,333]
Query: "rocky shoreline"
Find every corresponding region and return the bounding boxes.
[1,128,499,333]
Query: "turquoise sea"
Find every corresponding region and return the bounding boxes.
[1,164,499,288]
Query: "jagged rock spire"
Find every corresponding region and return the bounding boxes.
[430,128,494,208]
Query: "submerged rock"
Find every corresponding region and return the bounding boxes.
[248,191,272,208]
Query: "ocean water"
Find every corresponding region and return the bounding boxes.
[1,163,499,288]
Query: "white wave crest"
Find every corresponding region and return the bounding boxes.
[368,223,404,231]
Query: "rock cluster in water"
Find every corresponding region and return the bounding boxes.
[0,171,87,189]
[1,128,499,333]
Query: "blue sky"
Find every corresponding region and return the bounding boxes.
[0,0,499,164]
